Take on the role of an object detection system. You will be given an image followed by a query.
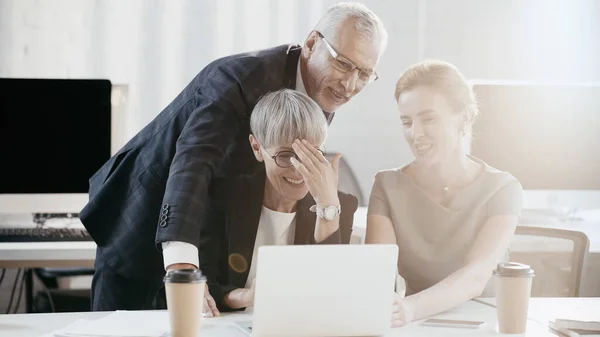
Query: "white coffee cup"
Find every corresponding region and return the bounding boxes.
[164,269,206,337]
[493,262,535,334]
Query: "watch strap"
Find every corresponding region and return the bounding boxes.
[309,204,341,220]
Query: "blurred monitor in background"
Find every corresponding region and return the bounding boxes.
[471,84,600,212]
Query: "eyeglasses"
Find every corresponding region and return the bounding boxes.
[316,31,379,84]
[263,148,326,168]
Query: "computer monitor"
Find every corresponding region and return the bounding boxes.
[0,78,113,214]
[471,83,600,211]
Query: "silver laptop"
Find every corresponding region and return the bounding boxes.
[237,244,398,337]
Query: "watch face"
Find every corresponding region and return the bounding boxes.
[324,206,338,220]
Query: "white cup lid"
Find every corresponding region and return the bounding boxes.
[493,262,535,277]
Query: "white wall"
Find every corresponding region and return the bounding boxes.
[1,0,599,204]
[330,0,600,200]
[422,0,600,82]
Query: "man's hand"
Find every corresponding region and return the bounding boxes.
[166,263,220,317]
[203,285,220,317]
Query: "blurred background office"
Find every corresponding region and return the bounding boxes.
[1,0,597,199]
[0,0,599,313]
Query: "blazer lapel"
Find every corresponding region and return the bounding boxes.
[294,194,317,244]
[283,44,301,89]
[225,170,266,287]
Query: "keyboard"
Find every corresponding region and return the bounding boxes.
[0,227,93,242]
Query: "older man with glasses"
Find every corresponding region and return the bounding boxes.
[81,2,387,312]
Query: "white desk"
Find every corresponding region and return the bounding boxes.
[0,216,96,268]
[0,242,96,269]
[0,298,572,337]
[0,241,96,313]
[520,222,600,253]
[476,297,600,327]
[2,211,596,268]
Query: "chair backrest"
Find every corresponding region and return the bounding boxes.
[325,153,365,206]
[509,225,589,297]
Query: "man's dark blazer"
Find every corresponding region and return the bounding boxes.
[80,44,335,280]
[197,169,358,311]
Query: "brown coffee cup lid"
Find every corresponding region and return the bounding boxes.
[164,269,206,283]
[493,262,535,277]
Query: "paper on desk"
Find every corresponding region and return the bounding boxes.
[42,311,249,337]
[43,311,170,337]
[549,319,600,337]
[37,319,86,337]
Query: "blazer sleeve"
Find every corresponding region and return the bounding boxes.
[154,63,265,248]
[197,189,242,312]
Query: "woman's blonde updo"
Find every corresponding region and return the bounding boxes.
[394,60,479,134]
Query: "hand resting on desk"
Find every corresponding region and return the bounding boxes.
[391,273,410,327]
[392,292,414,328]
[166,262,220,317]
[222,278,256,310]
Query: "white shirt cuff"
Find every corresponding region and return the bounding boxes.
[162,241,199,271]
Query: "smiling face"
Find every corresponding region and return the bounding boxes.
[397,86,465,165]
[249,135,319,203]
[302,20,381,113]
[248,89,328,211]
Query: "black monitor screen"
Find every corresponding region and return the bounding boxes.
[0,78,111,193]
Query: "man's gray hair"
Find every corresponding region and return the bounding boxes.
[250,89,328,149]
[314,2,388,53]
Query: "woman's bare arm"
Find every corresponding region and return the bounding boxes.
[399,214,519,323]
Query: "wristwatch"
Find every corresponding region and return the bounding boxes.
[309,204,341,221]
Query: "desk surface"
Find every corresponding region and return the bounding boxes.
[1,298,587,337]
[476,297,600,326]
[0,241,96,268]
[1,208,597,268]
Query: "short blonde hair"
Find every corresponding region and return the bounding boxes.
[395,60,479,132]
[250,89,327,149]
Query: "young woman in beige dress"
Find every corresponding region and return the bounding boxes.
[366,60,523,327]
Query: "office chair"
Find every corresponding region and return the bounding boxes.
[509,225,590,297]
[324,153,365,206]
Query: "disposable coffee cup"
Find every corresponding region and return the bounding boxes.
[164,269,207,337]
[493,262,535,334]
